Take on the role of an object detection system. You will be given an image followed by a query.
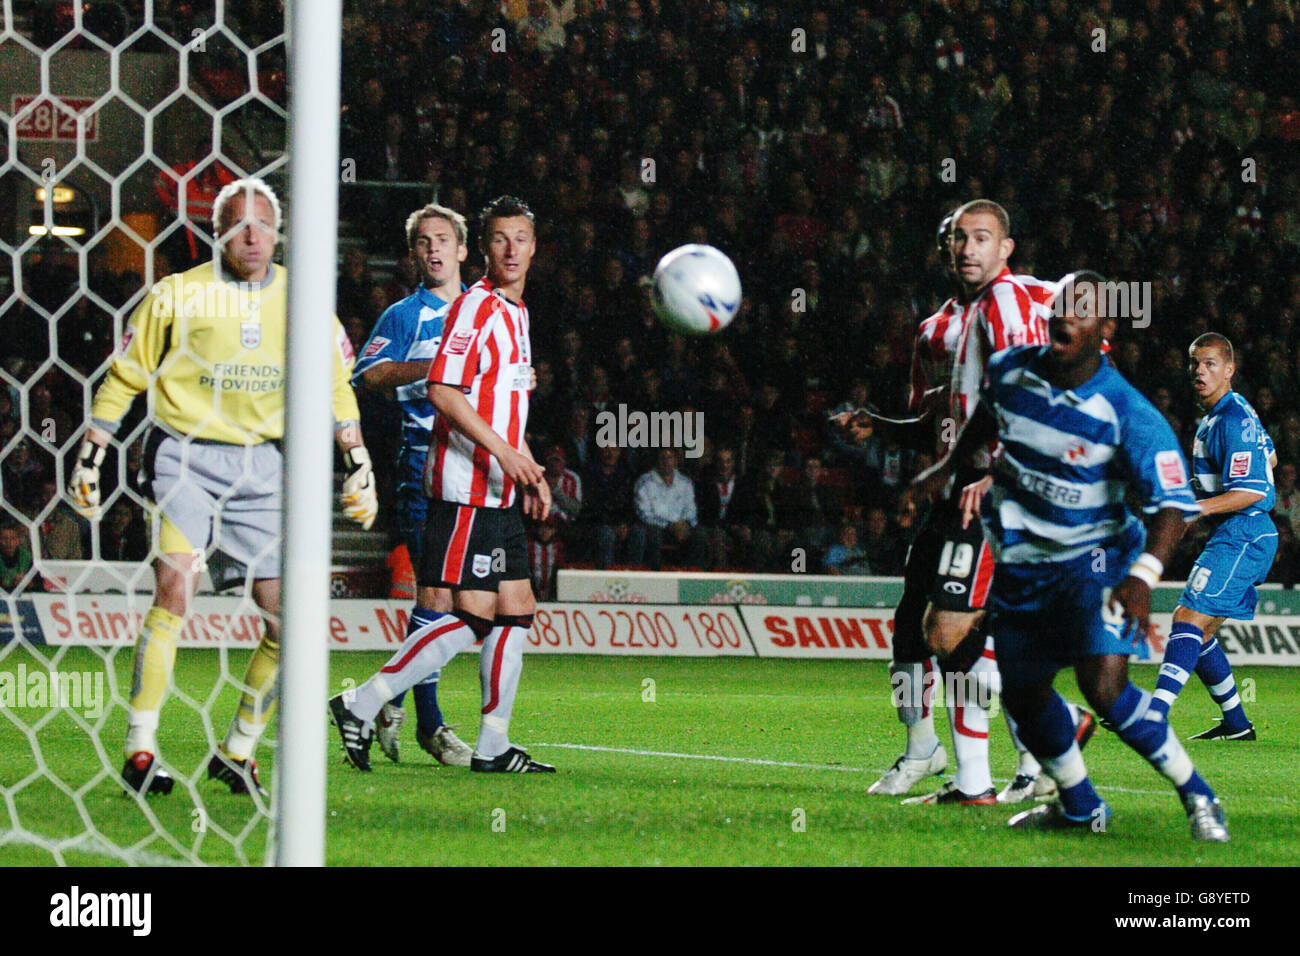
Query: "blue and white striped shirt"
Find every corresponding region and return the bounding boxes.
[1191,389,1276,527]
[980,346,1200,565]
[352,284,462,454]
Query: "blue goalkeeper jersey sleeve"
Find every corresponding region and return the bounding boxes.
[352,284,463,454]
[979,346,1200,565]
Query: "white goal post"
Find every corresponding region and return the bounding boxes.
[278,0,342,868]
[0,0,342,866]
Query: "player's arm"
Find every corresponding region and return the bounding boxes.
[361,359,436,391]
[520,437,551,521]
[912,400,997,499]
[331,321,379,529]
[1108,506,1186,635]
[1197,415,1273,517]
[70,287,172,518]
[354,307,424,393]
[1196,489,1268,517]
[1109,407,1201,633]
[429,383,545,489]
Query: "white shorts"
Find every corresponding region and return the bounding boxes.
[146,431,282,586]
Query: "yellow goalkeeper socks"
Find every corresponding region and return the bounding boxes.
[128,606,183,713]
[225,632,279,760]
[124,605,183,758]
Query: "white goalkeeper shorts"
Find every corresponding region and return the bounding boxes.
[145,432,283,586]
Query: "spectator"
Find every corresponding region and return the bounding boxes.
[0,518,33,593]
[527,516,563,601]
[782,454,834,558]
[696,445,744,571]
[824,522,871,575]
[98,500,149,563]
[630,448,706,570]
[37,478,86,561]
[1273,461,1300,539]
[583,443,637,569]
[860,505,906,576]
[544,442,583,536]
[730,448,796,571]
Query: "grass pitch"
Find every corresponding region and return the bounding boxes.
[1,647,1297,866]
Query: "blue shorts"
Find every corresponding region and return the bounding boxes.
[396,445,430,562]
[1179,515,1278,620]
[991,534,1143,690]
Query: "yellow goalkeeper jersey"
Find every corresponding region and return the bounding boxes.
[91,261,360,445]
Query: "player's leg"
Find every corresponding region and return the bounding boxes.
[1168,529,1274,738]
[914,607,997,803]
[122,433,210,794]
[990,560,1110,831]
[330,502,493,770]
[470,506,553,772]
[999,695,1096,803]
[1002,676,1108,828]
[1075,653,1227,841]
[408,583,473,765]
[207,574,278,797]
[382,455,458,761]
[121,544,200,795]
[1150,606,1228,722]
[868,518,944,796]
[193,442,287,794]
[1187,616,1254,738]
[911,521,999,805]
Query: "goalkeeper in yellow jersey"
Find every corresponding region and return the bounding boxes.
[67,177,379,798]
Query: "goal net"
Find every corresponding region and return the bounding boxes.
[0,0,298,865]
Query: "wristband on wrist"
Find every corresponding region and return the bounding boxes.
[1126,552,1163,587]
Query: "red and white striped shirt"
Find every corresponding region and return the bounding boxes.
[950,269,1053,464]
[909,295,966,455]
[527,537,562,600]
[550,467,582,522]
[424,278,532,508]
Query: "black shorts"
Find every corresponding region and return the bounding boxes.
[892,491,995,661]
[418,499,530,591]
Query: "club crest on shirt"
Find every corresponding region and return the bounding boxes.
[240,320,261,349]
[446,329,474,355]
[472,553,491,578]
[1229,450,1251,478]
[1155,450,1187,490]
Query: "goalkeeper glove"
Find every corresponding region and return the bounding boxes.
[341,445,378,530]
[68,439,106,519]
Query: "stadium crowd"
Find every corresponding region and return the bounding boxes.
[5,0,1300,593]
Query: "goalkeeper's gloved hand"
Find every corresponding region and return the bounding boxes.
[68,438,106,520]
[341,445,378,530]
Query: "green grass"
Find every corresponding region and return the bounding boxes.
[2,647,1298,866]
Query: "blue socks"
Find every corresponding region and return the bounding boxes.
[407,606,445,735]
[1151,622,1250,730]
[1150,622,1201,720]
[1196,637,1251,731]
[1109,683,1215,802]
[1014,690,1103,820]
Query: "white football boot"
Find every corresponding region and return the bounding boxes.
[868,743,947,795]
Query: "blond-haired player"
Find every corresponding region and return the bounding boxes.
[69,177,378,798]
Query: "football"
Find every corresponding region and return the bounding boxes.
[650,244,742,335]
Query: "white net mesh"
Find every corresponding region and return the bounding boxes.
[1,0,289,865]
